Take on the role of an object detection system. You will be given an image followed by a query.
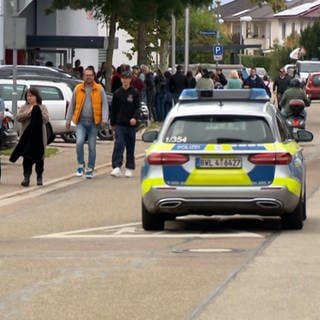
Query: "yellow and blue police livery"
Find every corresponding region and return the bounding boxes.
[141,89,313,231]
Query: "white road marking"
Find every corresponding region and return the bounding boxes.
[188,249,233,253]
[33,222,264,239]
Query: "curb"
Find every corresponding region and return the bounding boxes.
[0,152,146,203]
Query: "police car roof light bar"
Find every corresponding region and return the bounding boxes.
[179,89,270,102]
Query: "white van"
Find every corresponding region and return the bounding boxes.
[295,60,320,84]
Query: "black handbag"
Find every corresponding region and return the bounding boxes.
[46,121,56,145]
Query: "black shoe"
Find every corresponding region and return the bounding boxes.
[21,177,30,187]
[37,176,43,186]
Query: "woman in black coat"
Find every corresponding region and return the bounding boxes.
[10,88,49,186]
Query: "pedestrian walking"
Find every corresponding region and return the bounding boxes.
[73,59,83,79]
[196,69,214,89]
[111,66,122,93]
[163,71,173,118]
[155,69,167,121]
[226,70,243,89]
[170,65,186,104]
[243,67,267,91]
[110,71,141,178]
[273,68,291,109]
[216,68,228,86]
[185,70,196,88]
[141,64,156,122]
[9,88,49,187]
[66,66,108,179]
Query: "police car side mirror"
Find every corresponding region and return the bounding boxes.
[293,129,313,142]
[142,130,158,142]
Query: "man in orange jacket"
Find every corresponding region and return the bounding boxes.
[66,67,108,178]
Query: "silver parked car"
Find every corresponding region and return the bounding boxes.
[141,88,313,231]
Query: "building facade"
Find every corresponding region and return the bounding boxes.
[1,0,137,70]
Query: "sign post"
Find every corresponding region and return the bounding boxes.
[213,45,223,66]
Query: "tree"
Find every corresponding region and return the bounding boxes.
[47,0,212,88]
[46,0,130,91]
[120,0,212,68]
[300,21,320,60]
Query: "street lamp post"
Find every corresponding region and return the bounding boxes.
[0,0,4,65]
[184,7,189,74]
[216,0,221,45]
[215,0,222,68]
[171,14,176,74]
[11,0,18,124]
[239,16,252,65]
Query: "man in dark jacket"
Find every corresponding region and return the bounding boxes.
[243,67,266,89]
[216,68,228,86]
[170,65,186,104]
[273,68,291,108]
[110,71,141,178]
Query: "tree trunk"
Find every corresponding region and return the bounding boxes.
[137,22,147,66]
[105,14,117,92]
[159,39,170,71]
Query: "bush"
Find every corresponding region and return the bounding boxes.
[241,55,272,72]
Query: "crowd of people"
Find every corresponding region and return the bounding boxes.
[98,63,296,123]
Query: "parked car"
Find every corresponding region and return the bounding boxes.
[141,88,313,231]
[0,65,77,80]
[305,72,320,100]
[0,98,17,149]
[295,60,320,85]
[0,79,75,140]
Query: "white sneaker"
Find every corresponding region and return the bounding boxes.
[110,167,121,177]
[125,169,133,178]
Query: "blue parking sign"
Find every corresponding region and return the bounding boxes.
[213,45,223,56]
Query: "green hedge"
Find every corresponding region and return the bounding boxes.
[241,55,272,73]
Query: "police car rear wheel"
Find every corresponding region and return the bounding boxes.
[281,197,304,230]
[142,202,165,231]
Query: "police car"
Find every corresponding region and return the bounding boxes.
[141,89,313,231]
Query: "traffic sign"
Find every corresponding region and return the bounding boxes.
[213,45,224,56]
[213,45,223,61]
[199,30,217,36]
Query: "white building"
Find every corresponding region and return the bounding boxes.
[1,0,137,69]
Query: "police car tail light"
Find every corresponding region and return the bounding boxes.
[249,152,292,165]
[147,153,189,165]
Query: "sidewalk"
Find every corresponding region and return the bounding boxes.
[0,137,148,199]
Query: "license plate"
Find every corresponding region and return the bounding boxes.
[196,157,242,168]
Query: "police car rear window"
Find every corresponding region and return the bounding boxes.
[164,115,274,144]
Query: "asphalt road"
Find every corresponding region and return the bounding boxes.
[0,103,320,320]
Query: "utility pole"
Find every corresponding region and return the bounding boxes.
[11,0,18,123]
[171,14,176,74]
[184,7,189,74]
[215,0,221,68]
[0,0,4,65]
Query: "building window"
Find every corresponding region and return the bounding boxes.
[300,23,304,33]
[282,23,286,40]
[246,22,252,38]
